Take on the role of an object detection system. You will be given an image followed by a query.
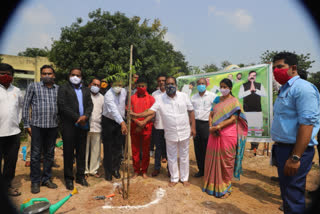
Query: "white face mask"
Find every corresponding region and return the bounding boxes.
[90,85,100,94]
[69,76,81,85]
[112,86,122,94]
[220,88,230,96]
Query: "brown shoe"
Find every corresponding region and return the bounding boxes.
[152,170,160,177]
[25,161,30,167]
[161,158,167,163]
[168,182,178,187]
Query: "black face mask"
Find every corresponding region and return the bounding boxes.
[41,76,55,84]
[165,85,176,95]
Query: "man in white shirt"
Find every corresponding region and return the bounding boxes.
[102,79,128,181]
[131,77,196,187]
[191,78,216,177]
[0,63,24,197]
[151,74,168,177]
[85,78,104,178]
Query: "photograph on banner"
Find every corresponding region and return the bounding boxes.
[177,64,273,142]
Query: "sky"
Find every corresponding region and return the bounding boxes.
[1,0,320,72]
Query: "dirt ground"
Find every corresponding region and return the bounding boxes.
[11,139,320,214]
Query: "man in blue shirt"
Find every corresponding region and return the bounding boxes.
[271,52,320,214]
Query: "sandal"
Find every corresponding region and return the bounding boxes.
[94,173,101,178]
[220,192,231,199]
[8,187,21,197]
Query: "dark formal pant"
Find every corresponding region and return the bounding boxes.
[275,143,314,214]
[152,128,167,171]
[317,131,320,165]
[30,126,57,184]
[61,121,87,181]
[101,116,124,177]
[0,134,20,188]
[194,120,209,173]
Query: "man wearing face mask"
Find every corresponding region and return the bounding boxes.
[102,78,128,181]
[131,77,196,187]
[85,78,104,178]
[238,70,266,151]
[129,76,155,179]
[191,78,216,177]
[22,65,59,194]
[271,52,320,214]
[58,68,93,190]
[0,63,24,197]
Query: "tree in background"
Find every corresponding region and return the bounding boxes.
[202,63,219,73]
[260,50,315,72]
[49,9,190,89]
[18,47,49,57]
[220,60,232,69]
[308,71,320,90]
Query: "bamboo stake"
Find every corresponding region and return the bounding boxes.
[122,45,133,199]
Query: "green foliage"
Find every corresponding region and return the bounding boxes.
[260,50,315,71]
[189,66,202,75]
[202,63,219,73]
[220,60,232,69]
[18,47,49,57]
[49,9,189,89]
[308,71,320,90]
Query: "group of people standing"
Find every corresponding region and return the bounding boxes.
[0,51,319,214]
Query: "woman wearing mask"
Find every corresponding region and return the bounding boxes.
[203,78,248,199]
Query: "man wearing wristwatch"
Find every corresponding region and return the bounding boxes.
[271,52,320,214]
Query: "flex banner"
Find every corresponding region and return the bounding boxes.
[177,64,273,142]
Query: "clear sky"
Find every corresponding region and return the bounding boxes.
[1,0,320,72]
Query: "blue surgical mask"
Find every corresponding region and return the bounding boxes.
[197,85,206,93]
[165,85,176,95]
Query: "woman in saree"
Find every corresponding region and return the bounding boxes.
[203,78,248,199]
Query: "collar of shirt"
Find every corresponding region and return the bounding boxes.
[0,83,13,90]
[72,83,83,89]
[280,75,300,92]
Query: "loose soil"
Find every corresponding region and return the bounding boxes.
[10,139,320,214]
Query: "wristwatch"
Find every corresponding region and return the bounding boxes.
[291,155,301,162]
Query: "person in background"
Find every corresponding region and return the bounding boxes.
[102,78,128,181]
[191,78,216,177]
[130,76,155,179]
[0,63,23,197]
[22,65,59,194]
[203,78,248,199]
[271,52,320,214]
[58,68,93,190]
[151,74,169,177]
[99,78,108,95]
[131,77,196,187]
[85,78,104,178]
[235,73,242,83]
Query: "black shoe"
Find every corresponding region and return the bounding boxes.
[270,176,279,182]
[193,171,204,178]
[105,174,112,181]
[113,170,121,179]
[31,183,40,194]
[52,162,60,168]
[42,180,58,189]
[65,180,74,190]
[76,178,89,187]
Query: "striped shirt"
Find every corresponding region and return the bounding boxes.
[22,81,59,128]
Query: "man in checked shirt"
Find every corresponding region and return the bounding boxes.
[22,65,59,194]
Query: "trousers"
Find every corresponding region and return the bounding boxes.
[276,143,314,214]
[194,120,209,173]
[131,134,151,173]
[85,132,101,175]
[30,126,57,184]
[166,138,190,182]
[152,128,167,170]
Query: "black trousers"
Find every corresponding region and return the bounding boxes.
[194,120,209,173]
[0,134,20,188]
[30,126,57,184]
[61,121,87,181]
[101,116,124,177]
[152,128,167,170]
